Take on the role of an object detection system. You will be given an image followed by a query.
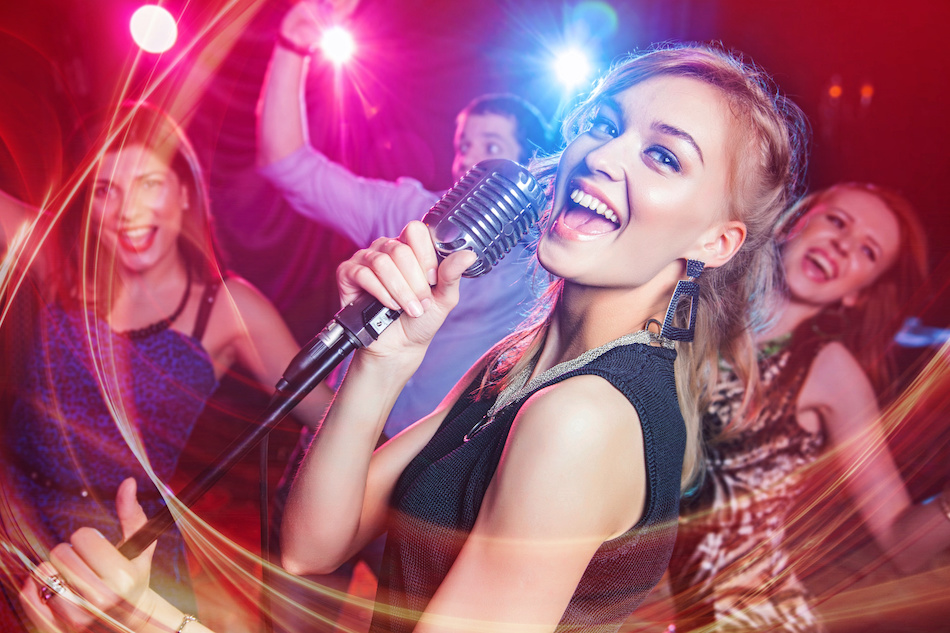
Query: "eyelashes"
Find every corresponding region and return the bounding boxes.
[645,146,681,172]
[588,113,619,137]
[584,104,685,173]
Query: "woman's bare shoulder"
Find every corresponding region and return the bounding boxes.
[510,374,641,461]
[487,374,647,538]
[799,340,877,423]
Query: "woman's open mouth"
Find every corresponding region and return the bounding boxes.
[117,226,157,253]
[802,248,837,281]
[556,188,621,236]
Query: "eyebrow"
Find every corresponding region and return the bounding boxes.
[92,170,170,194]
[97,170,167,182]
[457,131,510,144]
[652,122,704,165]
[599,97,705,165]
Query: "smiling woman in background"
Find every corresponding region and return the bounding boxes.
[668,183,950,632]
[0,101,329,630]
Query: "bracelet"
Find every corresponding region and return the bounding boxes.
[276,32,316,58]
[177,614,198,633]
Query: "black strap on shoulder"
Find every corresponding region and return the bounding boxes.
[191,279,222,342]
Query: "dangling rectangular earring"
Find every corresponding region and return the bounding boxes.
[660,259,705,342]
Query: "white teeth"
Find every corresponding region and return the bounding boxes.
[121,227,152,240]
[569,188,619,225]
[807,252,833,279]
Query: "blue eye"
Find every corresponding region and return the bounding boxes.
[861,245,878,262]
[645,146,681,172]
[589,114,619,138]
[826,214,845,228]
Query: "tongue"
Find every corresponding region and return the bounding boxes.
[562,208,617,235]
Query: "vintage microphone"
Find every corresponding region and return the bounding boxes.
[118,158,546,558]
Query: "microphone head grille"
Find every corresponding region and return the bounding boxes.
[425,159,547,277]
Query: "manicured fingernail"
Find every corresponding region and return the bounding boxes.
[407,300,424,318]
[427,268,438,286]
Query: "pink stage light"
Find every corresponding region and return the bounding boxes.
[321,26,355,65]
[130,5,178,54]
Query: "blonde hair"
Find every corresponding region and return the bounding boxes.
[479,43,808,490]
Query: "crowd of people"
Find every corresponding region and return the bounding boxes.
[1,1,948,633]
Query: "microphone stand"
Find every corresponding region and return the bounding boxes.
[116,157,543,557]
[118,295,399,558]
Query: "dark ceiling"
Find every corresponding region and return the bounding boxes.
[1,0,948,327]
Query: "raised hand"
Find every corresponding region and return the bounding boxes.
[279,0,358,53]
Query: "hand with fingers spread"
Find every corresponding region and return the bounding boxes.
[336,220,477,360]
[19,478,165,633]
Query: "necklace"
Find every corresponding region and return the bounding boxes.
[758,331,793,359]
[465,329,672,441]
[117,266,193,340]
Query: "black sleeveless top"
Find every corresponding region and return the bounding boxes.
[370,338,686,633]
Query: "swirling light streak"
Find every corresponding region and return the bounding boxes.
[3,2,950,631]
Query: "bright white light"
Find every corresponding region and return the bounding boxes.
[321,26,355,65]
[130,5,178,54]
[554,48,592,89]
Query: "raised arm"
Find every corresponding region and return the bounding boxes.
[256,2,320,167]
[256,2,440,246]
[212,275,334,430]
[281,221,477,574]
[800,342,950,573]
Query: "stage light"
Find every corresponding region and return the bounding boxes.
[130,5,178,54]
[828,84,843,99]
[554,48,592,90]
[321,26,355,65]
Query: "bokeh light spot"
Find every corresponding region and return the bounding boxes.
[570,1,619,42]
[130,5,178,54]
